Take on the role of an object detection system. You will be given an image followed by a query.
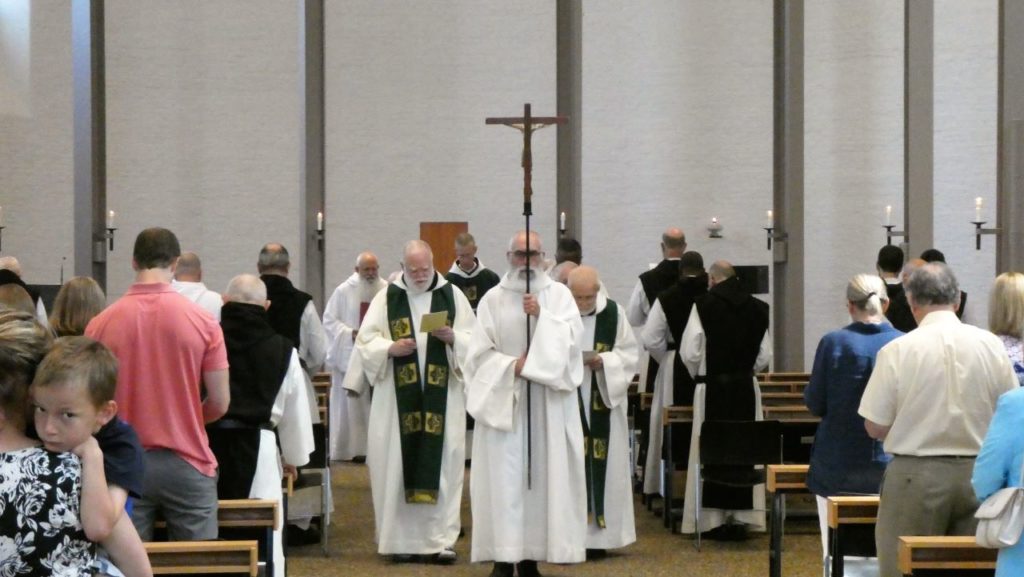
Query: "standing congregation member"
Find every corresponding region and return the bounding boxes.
[172,251,222,321]
[209,274,314,577]
[50,276,106,337]
[465,231,586,577]
[876,245,914,333]
[988,272,1024,386]
[679,260,771,538]
[973,386,1024,576]
[0,255,48,325]
[323,252,387,462]
[567,266,639,556]
[86,228,230,541]
[258,243,327,375]
[446,232,501,313]
[351,241,474,564]
[859,262,1017,577]
[804,274,902,559]
[640,251,707,496]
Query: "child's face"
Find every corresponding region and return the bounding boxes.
[31,381,115,452]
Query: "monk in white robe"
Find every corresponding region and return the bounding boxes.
[323,252,387,461]
[466,231,586,577]
[351,240,474,562]
[567,266,638,552]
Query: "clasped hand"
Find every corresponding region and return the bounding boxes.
[388,338,416,357]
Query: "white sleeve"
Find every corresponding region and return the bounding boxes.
[640,300,670,360]
[755,327,772,372]
[679,305,705,377]
[270,351,316,467]
[300,301,328,372]
[36,299,49,328]
[625,280,648,328]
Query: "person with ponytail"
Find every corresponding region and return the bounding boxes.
[803,274,903,562]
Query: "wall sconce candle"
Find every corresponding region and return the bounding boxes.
[707,217,723,239]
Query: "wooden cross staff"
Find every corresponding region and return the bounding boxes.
[485,103,567,489]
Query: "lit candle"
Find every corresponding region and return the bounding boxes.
[107,210,115,229]
[975,197,983,222]
[885,205,892,226]
[766,209,773,228]
[711,217,719,225]
[560,211,566,230]
[316,211,324,231]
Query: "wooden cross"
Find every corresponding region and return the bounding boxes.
[485,103,567,216]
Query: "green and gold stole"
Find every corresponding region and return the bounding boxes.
[578,299,618,528]
[386,281,455,504]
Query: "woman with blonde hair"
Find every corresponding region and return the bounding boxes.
[50,276,106,337]
[989,272,1024,386]
[803,273,903,565]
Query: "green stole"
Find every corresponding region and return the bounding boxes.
[578,299,618,528]
[386,280,455,504]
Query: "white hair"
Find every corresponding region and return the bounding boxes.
[847,274,888,316]
[224,274,267,305]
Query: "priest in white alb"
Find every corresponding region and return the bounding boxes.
[350,240,474,563]
[465,230,586,577]
[323,251,387,461]
[566,265,638,554]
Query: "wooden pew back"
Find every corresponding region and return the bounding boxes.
[145,540,258,576]
[898,536,996,575]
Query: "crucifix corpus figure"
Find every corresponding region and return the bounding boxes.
[465,104,588,574]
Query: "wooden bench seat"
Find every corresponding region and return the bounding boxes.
[828,496,879,577]
[661,405,694,531]
[898,536,996,575]
[767,464,810,577]
[145,540,258,576]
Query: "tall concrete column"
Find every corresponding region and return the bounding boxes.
[997,1,1024,273]
[556,0,582,247]
[773,0,804,371]
[904,0,934,258]
[301,0,326,308]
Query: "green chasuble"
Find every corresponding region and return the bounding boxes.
[579,299,618,528]
[386,281,456,504]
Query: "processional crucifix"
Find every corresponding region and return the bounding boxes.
[486,103,567,488]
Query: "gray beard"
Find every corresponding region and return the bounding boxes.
[502,266,537,292]
[358,279,378,302]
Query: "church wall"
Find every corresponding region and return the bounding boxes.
[323,0,557,290]
[804,1,904,368]
[0,1,73,286]
[933,0,997,331]
[105,0,302,297]
[581,0,774,310]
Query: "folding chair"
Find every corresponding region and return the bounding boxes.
[695,419,783,551]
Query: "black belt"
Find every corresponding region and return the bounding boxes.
[208,418,273,431]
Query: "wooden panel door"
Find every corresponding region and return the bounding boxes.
[419,222,468,272]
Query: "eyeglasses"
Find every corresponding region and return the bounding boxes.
[510,250,544,259]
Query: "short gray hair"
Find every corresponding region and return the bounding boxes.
[224,274,267,305]
[906,262,960,307]
[257,243,290,273]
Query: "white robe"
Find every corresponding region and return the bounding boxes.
[639,299,676,496]
[171,280,223,320]
[353,273,474,555]
[580,294,639,550]
[465,271,587,564]
[323,273,387,460]
[250,350,315,577]
[678,305,772,534]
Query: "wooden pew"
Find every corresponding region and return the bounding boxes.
[145,540,258,576]
[154,499,278,577]
[828,496,879,577]
[767,464,809,577]
[661,405,694,531]
[898,536,996,576]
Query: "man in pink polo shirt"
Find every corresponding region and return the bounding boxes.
[86,227,230,541]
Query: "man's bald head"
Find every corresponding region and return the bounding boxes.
[0,256,22,277]
[567,265,601,315]
[257,243,290,276]
[708,260,735,286]
[402,240,435,291]
[508,230,543,253]
[902,258,926,287]
[224,274,267,305]
[175,252,203,282]
[507,231,544,273]
[550,261,578,285]
[355,252,380,282]
[661,228,687,258]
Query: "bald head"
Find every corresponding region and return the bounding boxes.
[224,274,267,305]
[661,228,687,257]
[902,258,926,287]
[402,240,435,291]
[0,256,22,277]
[257,243,290,275]
[508,230,543,253]
[550,261,578,285]
[568,265,601,314]
[175,252,203,281]
[507,230,545,273]
[355,252,380,282]
[708,260,735,286]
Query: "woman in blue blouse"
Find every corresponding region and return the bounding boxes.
[804,274,903,558]
[973,387,1024,576]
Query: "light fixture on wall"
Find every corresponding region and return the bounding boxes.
[707,217,723,239]
[316,211,325,251]
[559,211,567,237]
[763,210,787,250]
[104,210,117,251]
[971,196,999,250]
[881,205,907,247]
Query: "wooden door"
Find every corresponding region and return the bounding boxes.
[419,222,468,272]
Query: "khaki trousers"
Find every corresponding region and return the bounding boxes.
[875,455,979,577]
